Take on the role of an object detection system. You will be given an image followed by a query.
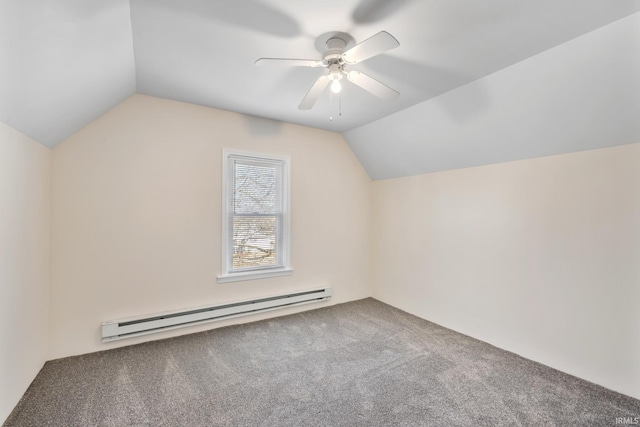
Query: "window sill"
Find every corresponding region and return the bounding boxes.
[217,268,293,284]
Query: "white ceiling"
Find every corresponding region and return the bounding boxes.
[345,11,640,179]
[1,0,135,146]
[2,0,640,177]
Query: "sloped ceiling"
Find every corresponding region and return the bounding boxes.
[2,0,639,178]
[0,0,136,146]
[346,12,640,179]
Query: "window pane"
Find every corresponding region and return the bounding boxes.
[232,215,278,269]
[233,162,281,214]
[221,150,290,280]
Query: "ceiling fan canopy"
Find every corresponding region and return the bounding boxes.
[255,31,400,110]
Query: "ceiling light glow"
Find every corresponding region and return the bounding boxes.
[331,79,342,94]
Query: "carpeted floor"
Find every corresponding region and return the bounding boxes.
[4,298,640,426]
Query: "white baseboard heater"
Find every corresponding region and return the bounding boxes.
[101,287,332,342]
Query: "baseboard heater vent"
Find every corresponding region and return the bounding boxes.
[101,287,332,342]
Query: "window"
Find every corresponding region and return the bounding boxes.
[218,149,291,283]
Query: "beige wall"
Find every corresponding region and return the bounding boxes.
[0,122,51,423]
[371,143,640,399]
[50,95,372,359]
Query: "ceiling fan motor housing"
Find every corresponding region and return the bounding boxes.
[323,37,347,62]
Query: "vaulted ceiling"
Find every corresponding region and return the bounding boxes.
[2,0,639,178]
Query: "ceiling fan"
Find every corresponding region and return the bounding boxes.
[255,31,400,110]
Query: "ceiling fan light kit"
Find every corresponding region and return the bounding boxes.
[327,62,344,94]
[255,31,400,111]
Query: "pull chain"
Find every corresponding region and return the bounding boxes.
[329,89,333,121]
[329,90,342,122]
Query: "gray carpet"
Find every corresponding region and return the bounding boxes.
[4,298,640,426]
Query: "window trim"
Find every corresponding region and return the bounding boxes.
[217,149,292,283]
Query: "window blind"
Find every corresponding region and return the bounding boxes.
[228,156,285,271]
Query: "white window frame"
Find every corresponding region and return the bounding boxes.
[218,149,292,283]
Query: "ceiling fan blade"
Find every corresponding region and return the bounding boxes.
[352,0,409,24]
[347,70,399,100]
[255,58,324,67]
[342,31,399,64]
[299,75,330,110]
